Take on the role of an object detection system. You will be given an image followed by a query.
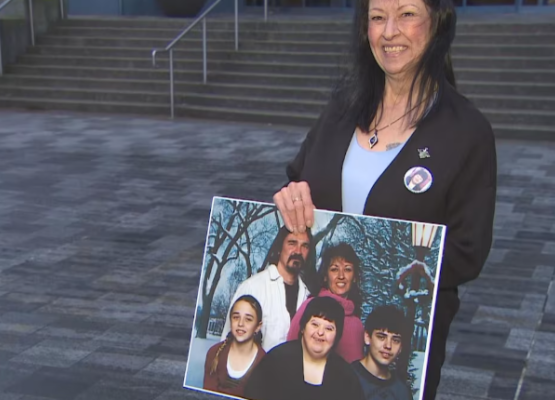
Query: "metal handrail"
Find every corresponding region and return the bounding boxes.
[151,0,239,119]
[0,0,65,75]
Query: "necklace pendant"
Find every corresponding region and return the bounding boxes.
[369,130,378,149]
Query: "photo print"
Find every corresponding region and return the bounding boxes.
[184,196,446,400]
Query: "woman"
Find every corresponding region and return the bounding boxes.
[272,0,496,399]
[405,167,431,193]
[287,242,365,363]
[203,295,266,398]
[244,296,363,400]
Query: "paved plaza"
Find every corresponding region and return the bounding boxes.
[0,109,554,400]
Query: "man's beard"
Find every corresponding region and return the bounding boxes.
[285,254,305,275]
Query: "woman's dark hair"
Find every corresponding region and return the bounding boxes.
[210,295,263,375]
[336,0,457,130]
[262,225,319,294]
[298,296,345,348]
[318,243,363,317]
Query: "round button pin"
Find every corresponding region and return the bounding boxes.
[404,166,433,194]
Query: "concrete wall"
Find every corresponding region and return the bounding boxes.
[0,0,63,72]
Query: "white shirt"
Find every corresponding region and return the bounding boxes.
[220,264,310,353]
[227,350,257,379]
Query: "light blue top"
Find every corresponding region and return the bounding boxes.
[341,132,406,215]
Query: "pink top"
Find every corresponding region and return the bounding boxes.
[286,288,365,363]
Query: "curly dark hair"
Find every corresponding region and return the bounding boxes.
[318,242,363,317]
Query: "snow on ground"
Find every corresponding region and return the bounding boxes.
[410,351,425,400]
[183,337,220,388]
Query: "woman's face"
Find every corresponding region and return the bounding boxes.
[367,0,432,80]
[230,300,261,344]
[326,257,355,298]
[302,316,337,359]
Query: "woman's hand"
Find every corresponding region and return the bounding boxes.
[273,181,315,234]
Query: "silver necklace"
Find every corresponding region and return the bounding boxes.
[368,97,430,149]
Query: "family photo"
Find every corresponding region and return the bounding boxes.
[183,197,446,400]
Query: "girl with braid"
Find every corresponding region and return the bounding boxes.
[203,295,266,397]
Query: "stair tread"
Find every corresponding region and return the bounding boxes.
[19,54,344,68]
[492,124,555,132]
[0,74,331,91]
[0,85,327,105]
[53,26,555,37]
[12,64,555,81]
[18,55,555,72]
[0,95,320,117]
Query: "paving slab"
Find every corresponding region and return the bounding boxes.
[0,109,553,400]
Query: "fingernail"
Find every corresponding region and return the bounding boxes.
[299,225,305,232]
[306,220,312,227]
[287,225,294,232]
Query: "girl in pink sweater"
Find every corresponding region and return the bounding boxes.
[287,243,365,363]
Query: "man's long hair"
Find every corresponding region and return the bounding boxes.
[259,225,318,294]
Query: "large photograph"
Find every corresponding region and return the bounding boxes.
[184,197,446,400]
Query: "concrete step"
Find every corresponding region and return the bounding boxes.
[27,45,555,70]
[0,85,327,114]
[59,17,555,34]
[17,55,555,84]
[490,124,555,141]
[3,73,554,100]
[452,44,555,57]
[37,35,241,50]
[452,56,555,70]
[16,54,345,76]
[483,108,555,127]
[457,81,555,97]
[0,96,318,126]
[36,35,555,57]
[50,26,555,45]
[468,94,555,112]
[0,75,332,100]
[6,65,338,87]
[2,84,554,116]
[455,68,555,83]
[453,33,555,45]
[0,94,552,140]
[9,65,555,95]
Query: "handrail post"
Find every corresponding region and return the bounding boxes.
[234,0,238,51]
[264,0,268,22]
[202,17,207,83]
[170,48,175,118]
[59,0,65,18]
[28,0,35,46]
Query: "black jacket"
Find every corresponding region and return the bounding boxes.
[286,82,497,291]
[244,340,364,400]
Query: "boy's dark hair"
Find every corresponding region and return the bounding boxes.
[299,296,345,347]
[364,305,411,347]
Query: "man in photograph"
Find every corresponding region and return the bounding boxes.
[220,225,314,352]
[352,305,413,400]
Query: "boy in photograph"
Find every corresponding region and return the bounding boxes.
[352,305,413,400]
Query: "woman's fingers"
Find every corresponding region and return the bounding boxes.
[273,182,315,233]
[273,186,297,233]
[298,183,315,229]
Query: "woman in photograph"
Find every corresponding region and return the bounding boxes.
[203,295,266,398]
[244,296,363,400]
[272,0,497,398]
[287,242,365,363]
[405,168,431,193]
